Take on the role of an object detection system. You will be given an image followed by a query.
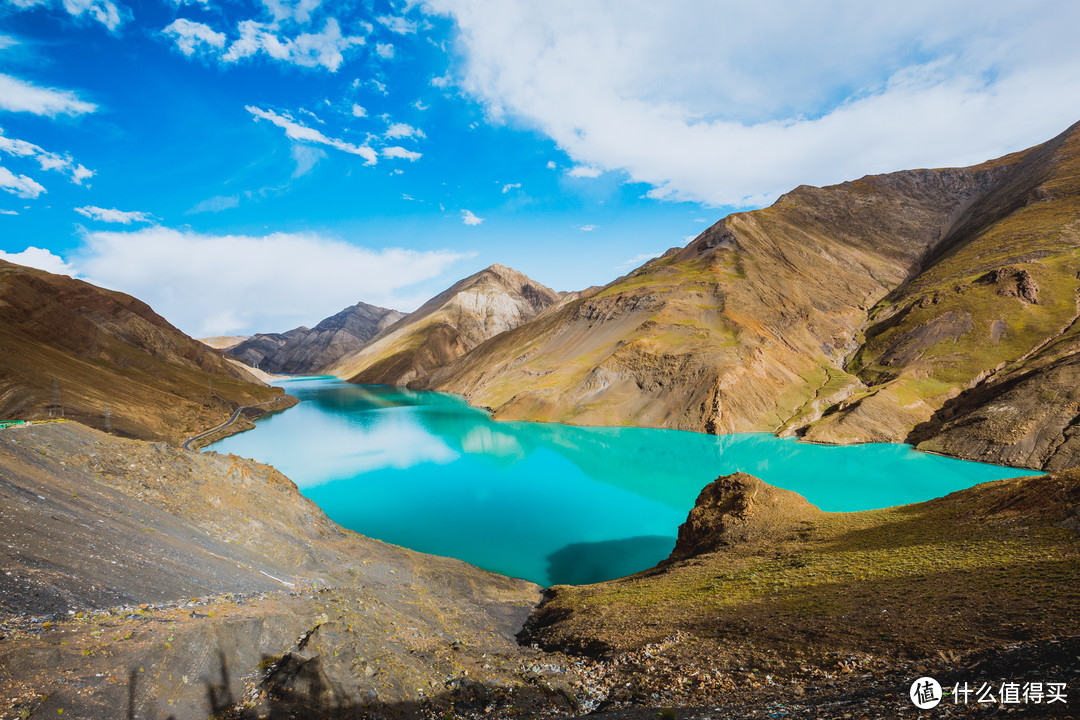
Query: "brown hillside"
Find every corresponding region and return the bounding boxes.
[417,122,1080,470]
[0,259,292,444]
[329,264,560,386]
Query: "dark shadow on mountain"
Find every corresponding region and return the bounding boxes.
[546,535,676,586]
[196,650,577,720]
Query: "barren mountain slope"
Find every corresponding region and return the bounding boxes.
[805,120,1080,450]
[416,155,1021,433]
[0,260,292,444]
[329,264,560,385]
[0,421,572,719]
[418,122,1080,470]
[229,301,405,374]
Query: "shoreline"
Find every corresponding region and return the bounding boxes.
[181,393,299,451]
[397,377,1049,474]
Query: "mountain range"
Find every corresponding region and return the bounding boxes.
[8,122,1076,471]
[408,120,1080,471]
[2,121,1078,719]
[325,263,562,385]
[228,301,405,375]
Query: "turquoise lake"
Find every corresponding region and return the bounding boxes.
[208,377,1031,587]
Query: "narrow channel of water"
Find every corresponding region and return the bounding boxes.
[209,377,1032,586]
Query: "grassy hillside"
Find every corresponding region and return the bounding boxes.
[521,470,1080,710]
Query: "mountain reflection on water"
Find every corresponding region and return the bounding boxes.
[209,377,1029,586]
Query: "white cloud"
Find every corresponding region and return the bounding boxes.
[382,146,421,160]
[579,224,596,231]
[0,73,96,116]
[247,105,378,164]
[545,160,556,170]
[375,42,395,59]
[261,0,321,24]
[61,0,123,29]
[163,19,227,56]
[424,1,1080,207]
[72,227,471,335]
[413,99,428,111]
[370,79,388,94]
[501,182,520,193]
[0,36,18,50]
[0,131,93,184]
[10,0,125,30]
[290,142,326,177]
[0,246,76,275]
[351,103,367,117]
[385,122,424,139]
[74,206,152,224]
[297,107,323,123]
[169,0,210,5]
[187,194,240,214]
[0,166,46,198]
[615,251,662,270]
[429,73,450,88]
[567,164,601,178]
[461,209,483,225]
[221,18,364,71]
[376,15,417,34]
[0,209,18,215]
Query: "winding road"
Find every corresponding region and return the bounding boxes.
[181,400,279,451]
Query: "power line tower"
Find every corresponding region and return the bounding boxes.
[49,375,63,418]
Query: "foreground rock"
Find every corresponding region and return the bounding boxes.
[667,472,820,560]
[0,422,576,719]
[522,471,1080,715]
[229,301,405,375]
[329,264,561,386]
[417,120,1080,471]
[0,259,293,445]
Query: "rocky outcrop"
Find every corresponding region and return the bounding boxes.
[668,472,821,560]
[329,264,560,386]
[417,121,1080,469]
[0,259,291,444]
[229,301,404,374]
[911,329,1080,470]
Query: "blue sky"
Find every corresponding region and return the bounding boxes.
[2,0,1080,336]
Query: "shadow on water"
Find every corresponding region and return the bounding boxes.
[546,535,677,586]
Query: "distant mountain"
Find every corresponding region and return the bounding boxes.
[328,264,561,385]
[199,335,250,350]
[0,259,293,444]
[416,121,1080,471]
[230,301,405,375]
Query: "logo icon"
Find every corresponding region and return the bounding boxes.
[910,677,942,709]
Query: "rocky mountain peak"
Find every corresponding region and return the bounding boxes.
[230,301,404,375]
[328,265,560,386]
